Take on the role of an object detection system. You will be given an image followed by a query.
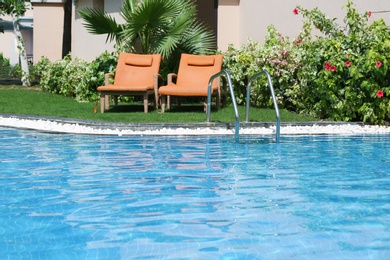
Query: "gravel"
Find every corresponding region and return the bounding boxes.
[1,115,389,136]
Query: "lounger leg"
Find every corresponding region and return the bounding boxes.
[167,95,171,109]
[161,95,166,113]
[143,94,149,113]
[100,93,105,113]
[104,94,110,110]
[154,94,159,110]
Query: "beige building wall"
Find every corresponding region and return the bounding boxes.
[218,0,390,51]
[218,0,240,49]
[4,0,390,64]
[0,31,17,64]
[32,3,65,63]
[72,0,124,61]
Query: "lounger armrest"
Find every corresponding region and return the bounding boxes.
[167,73,177,84]
[104,73,115,86]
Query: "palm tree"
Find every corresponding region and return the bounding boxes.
[78,0,215,71]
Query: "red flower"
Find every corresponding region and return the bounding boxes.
[296,39,301,44]
[376,61,383,68]
[376,90,384,98]
[324,62,337,72]
[345,61,351,67]
[368,11,372,18]
[324,61,331,71]
[293,8,299,15]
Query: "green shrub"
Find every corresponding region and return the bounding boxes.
[36,51,118,102]
[89,51,118,89]
[222,26,301,110]
[222,40,263,105]
[257,26,301,110]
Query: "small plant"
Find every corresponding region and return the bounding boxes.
[0,53,22,78]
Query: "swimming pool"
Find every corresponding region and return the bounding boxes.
[1,127,389,259]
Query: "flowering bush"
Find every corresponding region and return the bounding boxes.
[223,0,390,124]
[289,0,390,124]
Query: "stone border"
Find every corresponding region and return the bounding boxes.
[0,114,389,136]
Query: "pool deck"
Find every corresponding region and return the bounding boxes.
[0,114,389,135]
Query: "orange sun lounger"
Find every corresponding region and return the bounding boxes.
[97,52,162,113]
[158,53,225,113]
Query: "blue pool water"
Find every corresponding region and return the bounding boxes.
[0,127,389,259]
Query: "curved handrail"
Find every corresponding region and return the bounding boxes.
[206,70,239,142]
[245,69,280,143]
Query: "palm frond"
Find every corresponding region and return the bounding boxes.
[78,7,123,43]
[155,36,180,59]
[120,0,136,23]
[121,0,180,53]
[80,0,216,60]
[179,22,216,54]
[152,0,196,57]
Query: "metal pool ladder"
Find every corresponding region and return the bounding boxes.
[206,70,240,142]
[245,69,281,143]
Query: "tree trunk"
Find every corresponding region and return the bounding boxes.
[62,0,72,58]
[12,16,30,87]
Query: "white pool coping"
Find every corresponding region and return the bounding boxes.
[0,115,389,136]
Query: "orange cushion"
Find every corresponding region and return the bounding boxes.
[125,55,153,67]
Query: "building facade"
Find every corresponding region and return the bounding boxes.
[1,0,390,64]
[218,0,390,51]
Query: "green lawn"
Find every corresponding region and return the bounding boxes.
[0,85,318,123]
